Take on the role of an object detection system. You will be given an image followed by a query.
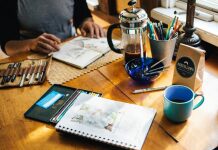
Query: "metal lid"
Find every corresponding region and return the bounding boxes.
[119,0,148,28]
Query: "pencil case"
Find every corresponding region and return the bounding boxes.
[0,57,52,88]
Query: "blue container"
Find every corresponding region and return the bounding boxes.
[125,57,164,83]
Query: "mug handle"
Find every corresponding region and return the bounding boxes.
[193,94,204,110]
[107,23,122,53]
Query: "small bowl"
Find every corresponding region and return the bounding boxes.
[125,57,164,83]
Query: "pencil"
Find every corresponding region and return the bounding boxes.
[150,56,167,69]
[132,86,168,94]
[174,17,179,30]
[169,23,183,39]
[166,16,176,40]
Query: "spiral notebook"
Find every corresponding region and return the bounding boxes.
[55,93,156,150]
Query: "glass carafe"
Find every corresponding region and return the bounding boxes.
[107,0,148,64]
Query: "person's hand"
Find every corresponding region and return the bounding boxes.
[30,33,61,54]
[80,18,105,38]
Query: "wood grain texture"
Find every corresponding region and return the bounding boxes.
[0,68,183,150]
[98,53,218,150]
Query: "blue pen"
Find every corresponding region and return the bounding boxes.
[147,22,155,40]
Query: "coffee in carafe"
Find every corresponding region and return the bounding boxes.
[124,44,146,64]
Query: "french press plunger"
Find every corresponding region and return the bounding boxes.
[107,0,148,64]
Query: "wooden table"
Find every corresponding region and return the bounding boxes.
[0,48,218,150]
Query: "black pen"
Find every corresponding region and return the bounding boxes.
[159,21,165,40]
[6,63,17,82]
[158,23,164,40]
[1,64,13,85]
[11,62,21,82]
[154,23,161,40]
[39,61,47,83]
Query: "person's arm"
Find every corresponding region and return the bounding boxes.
[0,1,61,56]
[73,0,105,38]
[73,0,92,29]
[5,34,61,56]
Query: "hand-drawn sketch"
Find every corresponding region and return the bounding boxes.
[71,103,123,132]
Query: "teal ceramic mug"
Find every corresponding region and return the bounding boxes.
[163,85,204,122]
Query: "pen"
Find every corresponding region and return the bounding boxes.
[35,60,43,80]
[151,23,159,40]
[132,86,168,94]
[154,23,161,40]
[6,63,17,82]
[39,61,47,83]
[157,23,163,40]
[29,65,38,84]
[159,21,165,40]
[18,68,24,76]
[11,62,21,82]
[1,64,13,85]
[147,22,156,40]
[5,63,15,82]
[19,67,29,87]
[25,64,34,81]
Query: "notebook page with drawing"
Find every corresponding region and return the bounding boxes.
[55,93,156,150]
[52,36,119,69]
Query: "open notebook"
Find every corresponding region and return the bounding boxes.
[52,36,120,69]
[55,93,156,150]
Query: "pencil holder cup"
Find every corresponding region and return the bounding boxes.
[149,34,177,67]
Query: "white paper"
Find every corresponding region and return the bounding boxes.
[53,37,120,69]
[55,93,156,150]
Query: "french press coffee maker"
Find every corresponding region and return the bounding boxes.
[107,0,148,64]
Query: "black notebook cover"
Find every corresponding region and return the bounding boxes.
[24,84,79,123]
[24,84,102,123]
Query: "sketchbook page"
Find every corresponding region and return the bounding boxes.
[69,36,120,54]
[53,43,102,69]
[55,93,156,150]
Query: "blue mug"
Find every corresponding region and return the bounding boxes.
[163,85,204,122]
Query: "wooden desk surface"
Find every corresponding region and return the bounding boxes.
[0,50,218,150]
